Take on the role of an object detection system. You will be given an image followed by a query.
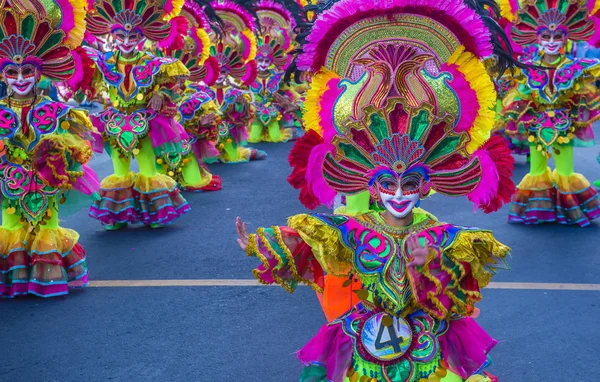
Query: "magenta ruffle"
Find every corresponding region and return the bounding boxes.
[297,321,354,382]
[191,139,219,163]
[73,164,100,195]
[439,317,497,379]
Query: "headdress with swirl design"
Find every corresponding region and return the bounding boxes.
[0,0,88,81]
[86,0,188,48]
[511,0,595,45]
[209,0,257,85]
[288,0,516,213]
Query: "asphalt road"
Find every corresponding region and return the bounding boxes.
[2,134,600,381]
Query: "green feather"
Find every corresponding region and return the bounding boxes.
[21,14,35,40]
[426,135,461,163]
[35,31,64,57]
[135,0,145,14]
[369,113,388,143]
[339,142,372,168]
[112,0,123,13]
[409,109,430,143]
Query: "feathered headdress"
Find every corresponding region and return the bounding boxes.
[86,0,188,49]
[162,1,219,84]
[209,0,257,85]
[288,0,516,213]
[254,0,295,69]
[511,0,595,45]
[0,0,89,81]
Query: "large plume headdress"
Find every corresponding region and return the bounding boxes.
[511,0,595,45]
[209,0,258,85]
[288,0,516,213]
[0,0,89,81]
[254,0,297,69]
[86,0,188,48]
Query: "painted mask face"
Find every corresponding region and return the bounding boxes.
[3,64,38,96]
[112,29,143,55]
[256,56,272,72]
[216,70,228,85]
[376,173,421,219]
[538,29,566,55]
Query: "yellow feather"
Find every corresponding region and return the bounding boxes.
[196,28,211,65]
[63,0,89,49]
[162,0,185,21]
[447,47,497,153]
[241,29,258,62]
[302,68,340,136]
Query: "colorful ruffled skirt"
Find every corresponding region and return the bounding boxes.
[89,171,191,226]
[0,227,88,298]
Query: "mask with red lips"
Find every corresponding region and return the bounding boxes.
[375,173,422,219]
[3,64,39,97]
[538,29,566,56]
[112,29,144,56]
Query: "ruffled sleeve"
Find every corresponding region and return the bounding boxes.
[246,213,355,293]
[407,226,510,320]
[288,214,354,277]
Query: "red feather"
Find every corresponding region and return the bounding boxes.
[287,129,324,210]
[480,135,516,213]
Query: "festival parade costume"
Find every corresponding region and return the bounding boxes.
[500,0,600,226]
[0,0,99,297]
[247,0,297,143]
[83,0,192,229]
[157,1,222,192]
[209,0,266,163]
[242,0,517,380]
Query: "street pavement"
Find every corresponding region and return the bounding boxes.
[1,133,600,381]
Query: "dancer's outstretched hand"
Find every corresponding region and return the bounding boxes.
[405,234,429,268]
[148,93,163,111]
[200,113,216,126]
[236,217,249,250]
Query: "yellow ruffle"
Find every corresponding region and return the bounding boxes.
[553,170,592,193]
[287,214,353,277]
[446,46,497,153]
[134,172,178,193]
[444,230,511,289]
[517,167,554,190]
[0,226,29,252]
[303,68,340,135]
[29,227,79,254]
[100,171,136,189]
[65,108,96,134]
[159,60,190,79]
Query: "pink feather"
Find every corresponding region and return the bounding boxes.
[319,78,343,144]
[441,64,478,133]
[158,16,188,49]
[55,0,77,39]
[467,148,499,211]
[66,48,85,91]
[306,142,337,207]
[589,15,600,48]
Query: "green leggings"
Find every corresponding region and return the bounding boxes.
[528,143,574,177]
[110,137,157,177]
[249,120,282,142]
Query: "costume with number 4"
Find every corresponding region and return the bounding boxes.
[243,0,516,380]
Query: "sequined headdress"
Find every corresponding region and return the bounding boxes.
[209,0,257,85]
[161,1,219,84]
[511,0,595,45]
[0,0,88,81]
[254,0,295,69]
[288,0,516,213]
[86,0,187,48]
